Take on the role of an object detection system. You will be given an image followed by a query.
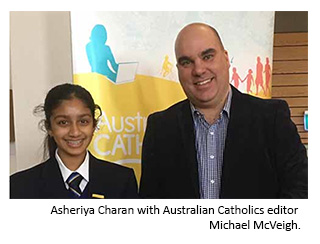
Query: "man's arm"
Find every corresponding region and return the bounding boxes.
[274,100,308,198]
[121,168,139,199]
[139,115,160,198]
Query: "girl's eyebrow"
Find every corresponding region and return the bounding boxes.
[52,115,67,119]
[53,113,92,119]
[78,113,92,117]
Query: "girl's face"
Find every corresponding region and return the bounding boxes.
[48,98,95,162]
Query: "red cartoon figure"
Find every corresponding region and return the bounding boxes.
[241,69,254,94]
[264,57,271,95]
[230,67,241,89]
[255,56,266,95]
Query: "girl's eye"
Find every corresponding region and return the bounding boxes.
[58,120,68,126]
[80,119,89,124]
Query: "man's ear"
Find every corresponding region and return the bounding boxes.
[224,50,230,68]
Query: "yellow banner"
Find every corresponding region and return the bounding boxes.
[74,73,186,181]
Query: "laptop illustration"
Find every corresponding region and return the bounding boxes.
[115,62,139,84]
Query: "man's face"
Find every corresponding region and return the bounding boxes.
[175,25,230,109]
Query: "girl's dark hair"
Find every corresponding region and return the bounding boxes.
[34,83,102,159]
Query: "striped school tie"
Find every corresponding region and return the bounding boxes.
[66,172,83,198]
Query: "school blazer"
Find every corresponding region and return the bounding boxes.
[139,86,308,199]
[10,153,138,199]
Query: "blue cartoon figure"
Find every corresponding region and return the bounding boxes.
[86,24,119,82]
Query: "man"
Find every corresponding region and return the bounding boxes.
[139,23,307,199]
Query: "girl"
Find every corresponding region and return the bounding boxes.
[10,83,138,199]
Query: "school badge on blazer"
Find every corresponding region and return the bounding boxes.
[92,193,105,199]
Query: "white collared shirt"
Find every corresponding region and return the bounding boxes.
[55,149,89,192]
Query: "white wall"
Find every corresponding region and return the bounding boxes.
[10,11,73,174]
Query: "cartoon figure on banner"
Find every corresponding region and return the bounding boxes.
[232,56,271,97]
[264,57,271,94]
[230,67,241,89]
[255,56,266,96]
[86,24,119,82]
[161,55,174,78]
[86,24,139,84]
[241,69,254,94]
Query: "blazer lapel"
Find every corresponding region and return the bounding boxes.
[221,86,255,196]
[40,157,69,199]
[224,87,250,159]
[87,154,108,199]
[177,100,200,198]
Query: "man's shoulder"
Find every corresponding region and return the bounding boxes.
[149,99,189,120]
[234,87,288,111]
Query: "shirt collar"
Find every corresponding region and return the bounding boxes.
[55,149,90,184]
[190,87,232,119]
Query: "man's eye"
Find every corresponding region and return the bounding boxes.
[203,54,213,60]
[180,60,191,66]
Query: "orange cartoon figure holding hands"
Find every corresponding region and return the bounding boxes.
[241,69,254,94]
[255,56,266,95]
[230,67,241,89]
[264,57,271,95]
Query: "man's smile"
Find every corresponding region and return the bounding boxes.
[194,77,214,86]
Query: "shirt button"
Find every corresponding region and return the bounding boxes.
[210,180,215,184]
[210,155,215,159]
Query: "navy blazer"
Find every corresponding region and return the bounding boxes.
[10,153,138,199]
[139,86,308,199]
